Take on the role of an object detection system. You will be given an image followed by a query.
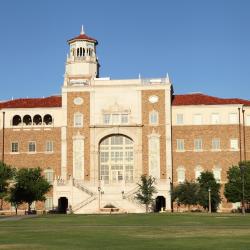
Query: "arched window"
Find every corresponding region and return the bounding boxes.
[177,166,185,183]
[149,110,159,125]
[33,114,42,125]
[12,115,22,126]
[195,165,203,180]
[82,48,85,56]
[43,114,53,125]
[99,135,134,184]
[44,168,54,184]
[77,48,79,57]
[89,49,92,56]
[213,166,221,183]
[80,47,82,56]
[23,115,32,126]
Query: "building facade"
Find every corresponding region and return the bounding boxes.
[1,28,250,213]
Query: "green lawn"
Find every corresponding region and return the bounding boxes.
[1,213,250,250]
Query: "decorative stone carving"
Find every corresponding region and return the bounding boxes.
[73,97,84,105]
[148,95,159,103]
[148,130,160,179]
[73,132,85,179]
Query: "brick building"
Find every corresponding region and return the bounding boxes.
[0,28,249,213]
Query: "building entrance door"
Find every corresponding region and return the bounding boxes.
[99,135,134,184]
[111,168,123,183]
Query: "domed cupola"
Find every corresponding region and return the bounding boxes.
[64,26,99,86]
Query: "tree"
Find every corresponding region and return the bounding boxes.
[11,167,51,213]
[197,171,221,212]
[172,181,199,211]
[0,161,15,210]
[8,185,22,215]
[224,161,250,204]
[135,175,157,213]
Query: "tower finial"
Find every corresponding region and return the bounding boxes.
[80,25,85,35]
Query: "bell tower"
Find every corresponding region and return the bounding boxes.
[64,26,99,86]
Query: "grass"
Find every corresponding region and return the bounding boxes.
[1,213,250,249]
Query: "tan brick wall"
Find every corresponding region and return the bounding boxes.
[141,90,166,179]
[172,124,244,211]
[0,126,60,211]
[0,128,61,174]
[66,92,90,180]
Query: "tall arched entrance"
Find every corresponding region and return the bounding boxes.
[99,135,134,184]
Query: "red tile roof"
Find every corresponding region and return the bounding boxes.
[0,96,62,109]
[67,34,97,44]
[0,93,249,109]
[172,93,250,106]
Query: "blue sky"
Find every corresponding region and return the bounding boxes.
[0,0,250,100]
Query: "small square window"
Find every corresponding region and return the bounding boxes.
[194,139,202,151]
[246,115,250,126]
[28,142,36,152]
[121,114,128,124]
[103,114,111,124]
[112,114,119,124]
[230,139,238,150]
[193,114,202,125]
[74,113,83,127]
[45,141,54,153]
[212,138,220,151]
[149,111,159,125]
[211,113,220,124]
[229,113,238,124]
[11,142,19,153]
[176,114,184,125]
[176,139,185,151]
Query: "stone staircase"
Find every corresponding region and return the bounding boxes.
[72,180,97,213]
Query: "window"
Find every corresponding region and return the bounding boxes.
[213,167,221,182]
[211,113,220,124]
[45,141,53,153]
[33,115,42,125]
[194,139,202,151]
[176,114,184,125]
[177,167,185,183]
[149,110,159,125]
[28,142,36,153]
[103,114,111,124]
[11,142,19,153]
[44,169,54,184]
[100,135,134,184]
[112,114,119,124]
[212,138,220,151]
[229,113,238,124]
[121,114,128,124]
[74,113,83,127]
[246,115,250,126]
[43,114,53,125]
[45,197,53,211]
[12,115,22,126]
[230,139,238,150]
[103,113,129,125]
[193,114,202,125]
[195,166,203,180]
[176,139,185,152]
